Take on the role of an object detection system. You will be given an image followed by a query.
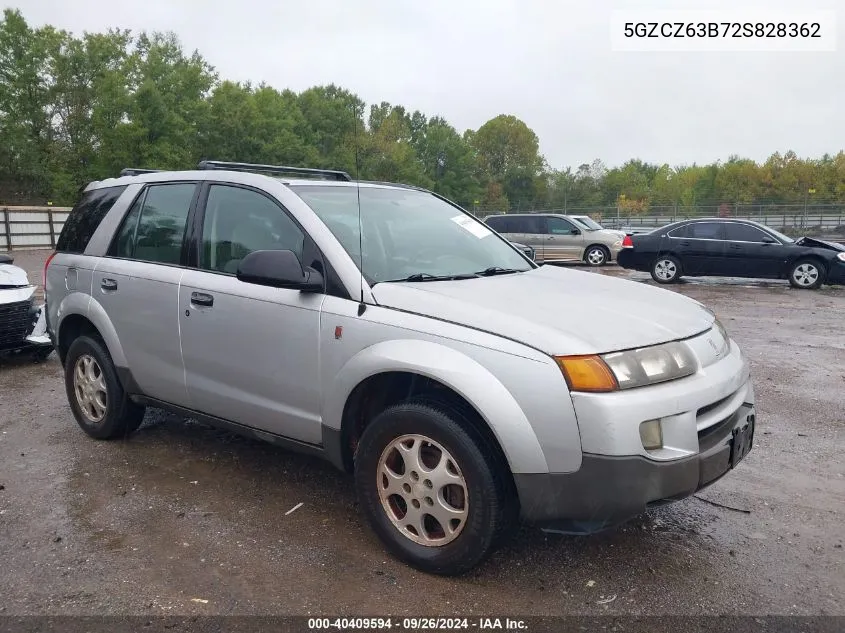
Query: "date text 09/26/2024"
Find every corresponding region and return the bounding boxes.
[308,618,527,630]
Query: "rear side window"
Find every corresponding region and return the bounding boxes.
[485,216,506,231]
[520,216,545,234]
[56,185,127,253]
[110,183,196,265]
[689,222,725,240]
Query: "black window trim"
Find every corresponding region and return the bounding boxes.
[667,221,726,241]
[187,181,350,300]
[104,180,201,269]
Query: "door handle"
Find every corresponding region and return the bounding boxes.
[190,292,214,307]
[680,241,691,247]
[100,278,118,291]
[729,244,742,250]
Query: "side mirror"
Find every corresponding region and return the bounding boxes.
[761,236,777,244]
[570,228,581,235]
[236,249,324,292]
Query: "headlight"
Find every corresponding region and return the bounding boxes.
[556,341,697,392]
[712,318,730,350]
[837,252,845,262]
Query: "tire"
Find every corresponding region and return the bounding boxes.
[788,259,825,290]
[354,400,513,575]
[584,245,609,267]
[651,255,682,284]
[64,335,145,440]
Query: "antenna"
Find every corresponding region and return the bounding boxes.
[353,103,366,316]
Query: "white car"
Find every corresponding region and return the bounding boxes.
[0,253,52,358]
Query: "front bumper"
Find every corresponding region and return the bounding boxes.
[827,260,845,285]
[0,297,52,352]
[515,401,755,532]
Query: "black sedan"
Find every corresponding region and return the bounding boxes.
[616,218,845,289]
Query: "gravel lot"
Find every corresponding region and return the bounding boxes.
[0,250,843,617]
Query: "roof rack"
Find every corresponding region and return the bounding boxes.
[197,160,352,182]
[119,168,165,177]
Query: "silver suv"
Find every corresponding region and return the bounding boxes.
[45,161,756,575]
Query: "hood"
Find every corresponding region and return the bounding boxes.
[0,263,31,289]
[372,265,714,355]
[795,236,845,251]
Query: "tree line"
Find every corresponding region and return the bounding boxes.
[2,8,844,212]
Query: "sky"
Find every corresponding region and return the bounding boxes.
[19,0,845,171]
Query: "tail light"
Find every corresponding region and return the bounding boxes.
[621,235,634,248]
[43,251,57,290]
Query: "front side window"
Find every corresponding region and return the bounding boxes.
[724,223,772,243]
[572,216,603,230]
[200,185,305,274]
[290,185,533,284]
[110,183,196,264]
[547,217,577,235]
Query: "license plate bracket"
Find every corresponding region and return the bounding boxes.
[730,417,755,468]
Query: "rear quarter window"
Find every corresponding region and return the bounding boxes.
[56,186,128,254]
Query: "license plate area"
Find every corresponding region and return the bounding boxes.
[730,416,755,468]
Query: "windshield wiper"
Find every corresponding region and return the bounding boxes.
[476,267,522,276]
[388,272,481,283]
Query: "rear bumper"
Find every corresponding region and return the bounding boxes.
[515,402,756,532]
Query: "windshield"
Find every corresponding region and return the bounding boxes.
[290,185,534,284]
[571,216,603,231]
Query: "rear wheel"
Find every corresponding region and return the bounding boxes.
[354,400,512,575]
[788,259,824,289]
[64,335,145,439]
[651,256,682,284]
[584,245,609,267]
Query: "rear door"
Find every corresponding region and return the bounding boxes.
[544,216,583,261]
[513,215,547,262]
[177,182,324,444]
[666,222,726,275]
[95,182,198,407]
[721,222,788,278]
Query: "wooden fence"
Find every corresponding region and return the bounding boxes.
[1,206,72,251]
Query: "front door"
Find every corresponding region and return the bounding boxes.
[721,222,788,278]
[544,216,583,261]
[178,183,325,444]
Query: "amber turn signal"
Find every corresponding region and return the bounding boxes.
[555,355,619,392]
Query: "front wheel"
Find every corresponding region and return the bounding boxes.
[354,401,512,576]
[651,256,682,284]
[584,245,609,267]
[789,259,825,289]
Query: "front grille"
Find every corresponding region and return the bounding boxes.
[696,394,732,419]
[0,299,33,349]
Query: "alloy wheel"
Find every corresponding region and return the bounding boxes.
[655,259,677,281]
[792,263,819,287]
[377,434,469,546]
[73,354,108,423]
[587,248,606,265]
